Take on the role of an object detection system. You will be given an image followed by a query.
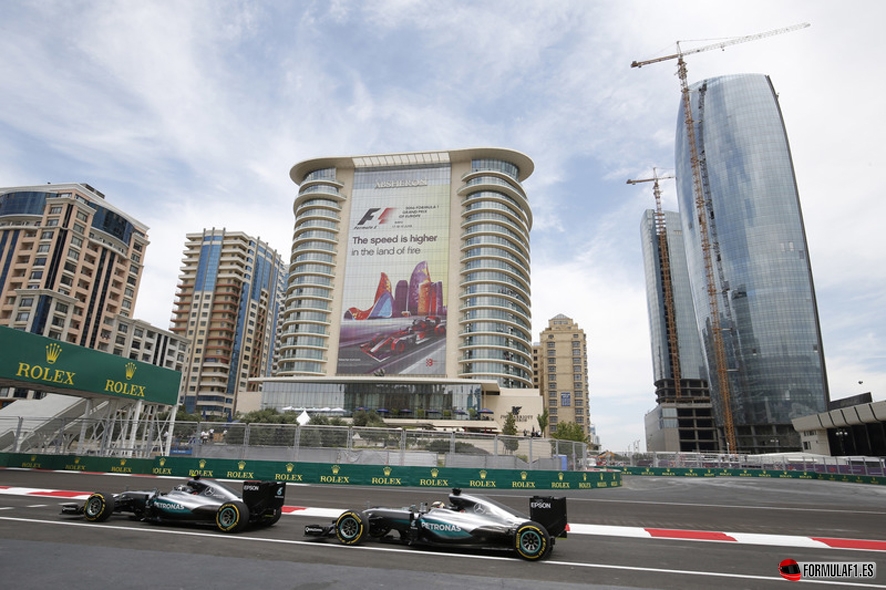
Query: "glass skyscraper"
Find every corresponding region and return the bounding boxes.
[675,74,829,453]
[641,209,708,396]
[641,209,717,452]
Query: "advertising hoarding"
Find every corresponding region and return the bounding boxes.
[337,166,450,375]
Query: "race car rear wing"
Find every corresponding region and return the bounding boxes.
[529,496,568,538]
[242,480,286,512]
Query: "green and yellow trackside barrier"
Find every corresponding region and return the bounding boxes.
[0,452,621,490]
[621,465,884,485]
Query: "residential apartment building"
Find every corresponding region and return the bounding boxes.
[171,229,286,418]
[109,315,189,373]
[536,314,592,441]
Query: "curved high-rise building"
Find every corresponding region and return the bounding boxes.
[279,148,534,389]
[675,74,829,453]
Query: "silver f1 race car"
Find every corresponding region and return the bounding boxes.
[61,476,285,533]
[304,488,567,560]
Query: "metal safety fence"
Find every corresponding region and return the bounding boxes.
[0,416,590,471]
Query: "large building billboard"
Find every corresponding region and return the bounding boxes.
[337,166,450,375]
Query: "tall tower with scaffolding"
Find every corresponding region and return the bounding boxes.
[633,24,829,453]
[635,173,716,452]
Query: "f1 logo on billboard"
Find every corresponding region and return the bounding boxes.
[356,207,396,228]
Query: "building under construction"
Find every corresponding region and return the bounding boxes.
[633,25,827,454]
[639,207,717,452]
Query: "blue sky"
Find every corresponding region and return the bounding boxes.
[2,1,883,452]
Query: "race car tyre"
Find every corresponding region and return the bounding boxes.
[216,501,250,533]
[335,510,368,545]
[514,521,551,560]
[83,492,115,522]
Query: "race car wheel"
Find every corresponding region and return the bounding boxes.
[514,522,551,560]
[216,501,250,533]
[83,492,115,522]
[335,510,368,545]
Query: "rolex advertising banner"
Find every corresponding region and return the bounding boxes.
[0,326,181,405]
[336,166,450,376]
[4,452,884,486]
[3,452,152,475]
[142,458,623,489]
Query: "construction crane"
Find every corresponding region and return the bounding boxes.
[628,171,681,402]
[631,23,809,453]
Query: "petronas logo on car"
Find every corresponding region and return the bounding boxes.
[156,499,188,512]
[422,521,462,532]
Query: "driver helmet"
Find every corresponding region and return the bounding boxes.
[431,501,446,509]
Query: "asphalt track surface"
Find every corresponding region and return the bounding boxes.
[2,468,886,589]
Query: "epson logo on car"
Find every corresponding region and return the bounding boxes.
[243,484,260,491]
[530,501,551,510]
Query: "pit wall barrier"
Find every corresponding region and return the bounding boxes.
[0,452,621,490]
[621,465,884,485]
